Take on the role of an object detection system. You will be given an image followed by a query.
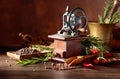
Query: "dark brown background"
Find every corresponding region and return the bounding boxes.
[0,0,120,50]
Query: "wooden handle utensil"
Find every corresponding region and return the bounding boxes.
[65,54,98,66]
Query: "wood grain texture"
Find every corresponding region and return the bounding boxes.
[0,0,106,45]
[0,0,120,50]
[0,53,120,79]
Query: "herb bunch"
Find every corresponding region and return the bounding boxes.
[81,35,109,59]
[98,0,120,24]
[17,52,53,66]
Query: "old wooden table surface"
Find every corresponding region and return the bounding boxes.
[0,54,120,79]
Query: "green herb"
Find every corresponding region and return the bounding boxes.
[81,35,108,56]
[16,52,53,66]
[98,0,120,24]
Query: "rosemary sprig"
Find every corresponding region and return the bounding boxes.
[98,0,120,24]
[16,52,53,66]
[81,35,108,56]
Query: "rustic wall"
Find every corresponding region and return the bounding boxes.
[0,0,114,47]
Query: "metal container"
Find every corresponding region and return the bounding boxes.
[88,22,114,45]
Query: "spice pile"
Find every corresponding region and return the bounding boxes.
[15,47,39,55]
[44,62,76,71]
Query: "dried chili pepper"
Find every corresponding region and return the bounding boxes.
[83,62,94,68]
[91,49,100,54]
[93,58,99,64]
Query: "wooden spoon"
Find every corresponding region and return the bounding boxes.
[65,54,98,66]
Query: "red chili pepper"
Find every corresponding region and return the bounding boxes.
[104,52,114,58]
[83,62,94,68]
[91,49,100,54]
[93,58,99,64]
[99,59,108,64]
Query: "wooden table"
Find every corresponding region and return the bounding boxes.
[0,54,120,79]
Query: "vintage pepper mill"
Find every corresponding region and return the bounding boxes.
[48,6,88,58]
